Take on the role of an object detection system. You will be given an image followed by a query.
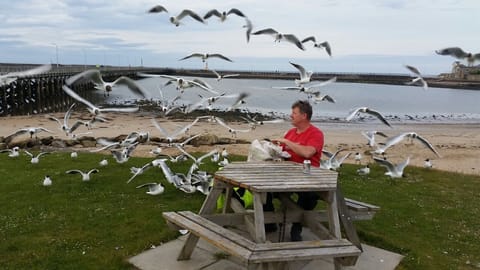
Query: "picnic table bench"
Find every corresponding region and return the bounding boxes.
[162,161,380,270]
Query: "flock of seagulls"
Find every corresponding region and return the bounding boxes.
[3,4,470,193]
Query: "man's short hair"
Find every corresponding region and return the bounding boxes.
[292,100,313,120]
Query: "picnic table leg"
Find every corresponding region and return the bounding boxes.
[252,192,267,243]
[177,181,224,260]
[327,190,342,238]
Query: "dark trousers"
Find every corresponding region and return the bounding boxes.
[263,192,319,211]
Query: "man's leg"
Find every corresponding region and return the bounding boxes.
[264,192,277,232]
[291,192,319,241]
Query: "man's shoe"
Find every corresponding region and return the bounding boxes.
[265,223,277,233]
[290,223,303,242]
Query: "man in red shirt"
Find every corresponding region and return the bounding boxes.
[270,100,324,241]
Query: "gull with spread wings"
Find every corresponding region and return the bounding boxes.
[346,107,392,128]
[405,65,428,90]
[252,28,305,51]
[301,36,332,57]
[66,69,149,98]
[0,64,51,86]
[374,156,410,178]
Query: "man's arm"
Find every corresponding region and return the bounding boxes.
[274,138,317,158]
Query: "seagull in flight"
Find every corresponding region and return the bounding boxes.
[214,116,252,137]
[436,47,480,66]
[147,5,168,13]
[180,53,233,63]
[0,64,51,86]
[62,85,139,115]
[289,62,313,86]
[405,65,428,90]
[301,37,332,57]
[151,118,201,144]
[373,156,410,178]
[5,127,54,142]
[361,130,388,147]
[169,9,205,26]
[203,8,245,21]
[373,132,441,157]
[243,17,253,43]
[346,107,392,128]
[252,28,305,50]
[210,69,240,81]
[127,161,157,183]
[136,183,165,195]
[66,169,99,181]
[65,69,149,98]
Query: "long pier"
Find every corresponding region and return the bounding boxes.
[1,63,479,117]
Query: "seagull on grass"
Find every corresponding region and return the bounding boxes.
[66,69,149,98]
[346,107,392,128]
[357,165,370,175]
[66,169,99,181]
[24,150,50,164]
[0,146,21,157]
[374,156,409,178]
[136,183,165,195]
[62,85,139,116]
[43,175,52,186]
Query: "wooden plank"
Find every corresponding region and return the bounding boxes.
[249,245,361,263]
[254,239,354,251]
[336,185,362,252]
[253,192,266,243]
[162,211,254,263]
[345,198,380,211]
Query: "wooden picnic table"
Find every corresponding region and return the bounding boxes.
[163,161,371,270]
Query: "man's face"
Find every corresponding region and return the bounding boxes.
[290,107,306,126]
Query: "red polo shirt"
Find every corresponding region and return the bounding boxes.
[283,124,324,167]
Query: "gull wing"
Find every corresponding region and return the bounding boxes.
[98,107,139,113]
[365,108,392,128]
[151,118,171,138]
[179,53,204,61]
[413,133,441,157]
[309,76,337,88]
[87,169,99,175]
[253,28,279,36]
[37,152,51,158]
[203,9,222,19]
[396,157,410,172]
[23,150,34,157]
[227,8,245,17]
[62,85,96,112]
[177,9,205,23]
[435,47,468,58]
[209,54,233,62]
[197,149,219,164]
[244,18,252,42]
[345,107,363,121]
[373,157,395,172]
[112,76,149,98]
[7,64,51,78]
[175,145,197,163]
[65,169,83,175]
[301,36,316,44]
[66,69,104,86]
[283,34,305,50]
[148,5,168,13]
[289,62,307,79]
[405,65,421,76]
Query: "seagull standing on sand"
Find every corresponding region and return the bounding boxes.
[374,156,410,178]
[346,107,392,128]
[252,28,305,50]
[66,69,149,98]
[136,183,165,195]
[43,175,52,186]
[424,159,433,168]
[24,150,50,164]
[66,169,99,181]
[405,65,428,90]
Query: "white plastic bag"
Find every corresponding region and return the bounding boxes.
[247,139,290,162]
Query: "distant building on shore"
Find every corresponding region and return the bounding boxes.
[440,61,480,81]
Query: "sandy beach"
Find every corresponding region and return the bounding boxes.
[1,111,479,176]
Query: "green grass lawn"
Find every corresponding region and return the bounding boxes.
[1,151,479,269]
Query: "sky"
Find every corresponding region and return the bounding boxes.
[0,0,478,75]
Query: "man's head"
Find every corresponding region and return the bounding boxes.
[290,100,312,127]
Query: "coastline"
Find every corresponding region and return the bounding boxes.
[1,112,479,176]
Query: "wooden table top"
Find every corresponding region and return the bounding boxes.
[214,161,338,193]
